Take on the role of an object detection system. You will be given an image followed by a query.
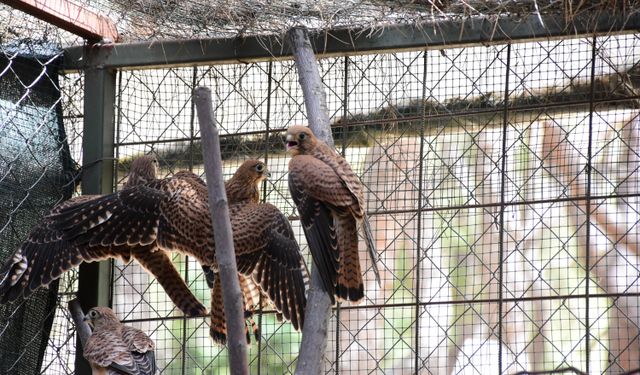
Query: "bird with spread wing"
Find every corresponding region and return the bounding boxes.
[83,306,156,375]
[0,155,207,318]
[0,156,307,344]
[286,125,380,304]
[207,160,308,344]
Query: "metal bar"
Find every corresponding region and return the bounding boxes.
[584,34,598,374]
[414,50,428,373]
[2,0,118,42]
[118,290,640,324]
[112,93,640,148]
[498,42,512,374]
[334,55,350,375]
[62,12,640,71]
[283,191,640,220]
[257,60,273,375]
[189,66,198,170]
[271,190,640,221]
[75,50,116,375]
[114,69,122,189]
[181,64,198,375]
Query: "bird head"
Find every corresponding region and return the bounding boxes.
[125,155,158,187]
[285,126,316,155]
[233,159,270,184]
[225,159,270,202]
[83,306,119,330]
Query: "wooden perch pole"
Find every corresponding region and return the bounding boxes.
[193,86,249,375]
[69,298,94,374]
[288,27,334,375]
[68,298,91,350]
[289,28,334,149]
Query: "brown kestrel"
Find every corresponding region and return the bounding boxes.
[286,125,380,304]
[207,160,308,344]
[0,157,307,344]
[0,155,207,317]
[83,306,155,375]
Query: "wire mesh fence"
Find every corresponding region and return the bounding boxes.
[100,32,640,374]
[0,43,83,374]
[2,21,640,375]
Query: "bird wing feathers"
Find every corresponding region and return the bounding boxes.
[0,174,212,312]
[288,156,341,304]
[312,145,366,217]
[208,273,259,345]
[232,202,307,330]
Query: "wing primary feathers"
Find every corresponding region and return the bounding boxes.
[289,173,338,304]
[0,167,210,318]
[362,213,381,287]
[209,272,258,346]
[202,265,216,289]
[242,208,308,331]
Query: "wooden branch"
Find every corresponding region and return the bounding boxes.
[68,298,96,374]
[289,27,334,149]
[288,27,333,375]
[2,0,118,42]
[67,298,91,352]
[193,86,249,375]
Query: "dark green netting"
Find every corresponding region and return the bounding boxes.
[0,49,77,375]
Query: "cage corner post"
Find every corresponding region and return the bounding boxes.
[74,46,116,375]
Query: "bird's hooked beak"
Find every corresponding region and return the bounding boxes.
[83,314,90,322]
[285,134,298,150]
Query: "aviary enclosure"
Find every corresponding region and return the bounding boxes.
[1,1,640,374]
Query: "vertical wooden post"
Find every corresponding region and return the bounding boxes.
[288,27,334,375]
[76,47,116,375]
[193,86,249,375]
[68,299,92,350]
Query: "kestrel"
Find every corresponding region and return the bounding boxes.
[207,160,308,344]
[83,306,155,375]
[0,157,307,344]
[0,155,207,317]
[286,125,380,304]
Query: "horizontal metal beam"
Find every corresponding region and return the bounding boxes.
[63,11,640,71]
[2,0,118,42]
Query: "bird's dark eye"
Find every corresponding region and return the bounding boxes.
[90,310,97,317]
[256,164,264,172]
[299,133,306,140]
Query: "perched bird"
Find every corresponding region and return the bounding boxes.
[0,155,207,317]
[83,306,155,375]
[0,157,307,344]
[207,160,308,344]
[286,125,380,304]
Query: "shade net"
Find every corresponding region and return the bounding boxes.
[0,47,79,374]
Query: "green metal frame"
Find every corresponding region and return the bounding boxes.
[75,49,116,375]
[63,12,640,71]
